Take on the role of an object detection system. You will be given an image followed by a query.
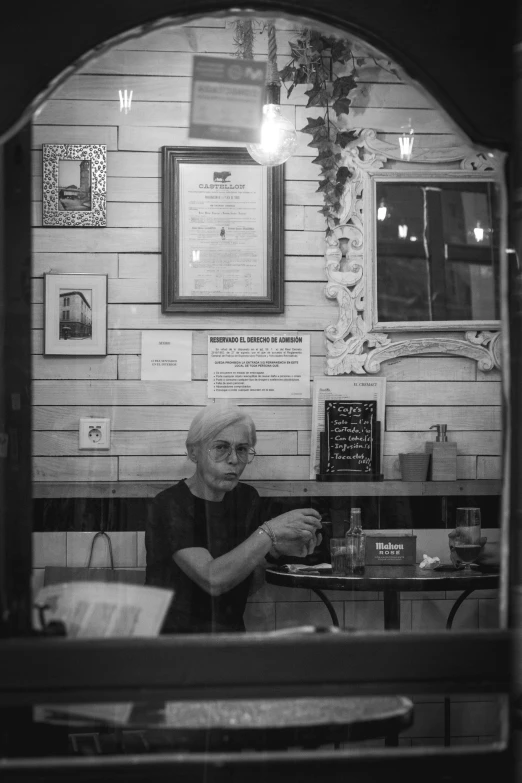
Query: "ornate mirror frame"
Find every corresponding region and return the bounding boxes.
[324,129,505,375]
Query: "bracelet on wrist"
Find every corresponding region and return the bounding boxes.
[258,523,277,546]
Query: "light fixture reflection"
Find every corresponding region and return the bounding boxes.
[473,221,485,242]
[246,104,299,167]
[377,200,387,221]
[399,122,415,161]
[398,223,408,238]
[119,89,133,114]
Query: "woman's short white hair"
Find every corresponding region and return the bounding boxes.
[186,403,257,451]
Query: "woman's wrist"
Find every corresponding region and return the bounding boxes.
[258,522,277,547]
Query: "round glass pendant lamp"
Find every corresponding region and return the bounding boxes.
[246,23,298,167]
[247,102,299,166]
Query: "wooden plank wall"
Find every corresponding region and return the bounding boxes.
[30,17,502,489]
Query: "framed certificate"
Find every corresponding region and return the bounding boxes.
[161,147,284,313]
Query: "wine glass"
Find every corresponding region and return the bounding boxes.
[453,508,485,570]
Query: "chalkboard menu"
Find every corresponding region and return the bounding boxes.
[317,400,382,481]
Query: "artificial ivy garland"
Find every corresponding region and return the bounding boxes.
[279,29,363,237]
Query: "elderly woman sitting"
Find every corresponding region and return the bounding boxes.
[146,403,322,634]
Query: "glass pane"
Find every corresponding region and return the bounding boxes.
[376,182,500,322]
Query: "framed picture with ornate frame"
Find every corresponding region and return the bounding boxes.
[161,146,284,314]
[44,274,107,356]
[42,144,107,227]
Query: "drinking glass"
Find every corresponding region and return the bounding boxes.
[330,539,348,575]
[453,507,484,570]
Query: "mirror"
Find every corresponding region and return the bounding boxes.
[375,178,500,325]
[324,134,504,376]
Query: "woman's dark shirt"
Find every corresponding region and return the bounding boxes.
[146,479,262,633]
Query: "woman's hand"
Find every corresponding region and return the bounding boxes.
[448,530,500,567]
[268,508,323,558]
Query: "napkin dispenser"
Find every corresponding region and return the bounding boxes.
[365,534,417,565]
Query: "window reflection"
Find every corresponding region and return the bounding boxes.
[376,181,500,322]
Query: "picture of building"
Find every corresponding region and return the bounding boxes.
[59,289,92,339]
[57,159,92,211]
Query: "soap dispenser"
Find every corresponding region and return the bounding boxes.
[425,424,457,481]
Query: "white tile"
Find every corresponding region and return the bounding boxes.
[310,589,380,602]
[479,598,500,628]
[66,532,137,567]
[137,531,146,567]
[31,569,45,599]
[275,600,343,630]
[451,701,501,737]
[244,602,276,632]
[33,532,66,567]
[344,600,384,631]
[411,597,478,631]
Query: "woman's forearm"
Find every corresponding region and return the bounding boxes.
[207,528,273,594]
[175,527,273,596]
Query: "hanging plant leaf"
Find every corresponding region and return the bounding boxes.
[312,149,337,164]
[318,204,333,216]
[331,39,353,64]
[336,129,359,148]
[317,178,336,194]
[305,86,329,107]
[332,97,352,116]
[300,116,326,134]
[278,26,380,235]
[336,166,351,186]
[279,64,295,83]
[332,75,357,97]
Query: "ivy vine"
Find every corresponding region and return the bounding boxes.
[279,30,364,237]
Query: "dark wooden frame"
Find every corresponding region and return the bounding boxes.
[161,146,284,314]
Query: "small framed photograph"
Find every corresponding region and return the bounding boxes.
[161,146,284,313]
[44,274,107,356]
[42,144,107,227]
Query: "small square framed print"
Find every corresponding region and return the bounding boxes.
[42,144,107,227]
[44,274,107,356]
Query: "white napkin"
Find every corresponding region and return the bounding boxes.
[419,553,441,569]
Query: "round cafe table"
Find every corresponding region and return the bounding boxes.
[265,564,499,631]
[266,564,499,747]
[41,696,414,753]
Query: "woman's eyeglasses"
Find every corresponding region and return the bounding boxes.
[208,441,256,464]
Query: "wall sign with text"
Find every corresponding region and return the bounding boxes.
[318,400,383,481]
[161,147,283,314]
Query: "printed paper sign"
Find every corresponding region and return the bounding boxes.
[141,331,192,381]
[208,334,310,399]
[189,55,266,143]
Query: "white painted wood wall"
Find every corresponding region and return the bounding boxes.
[30,17,502,488]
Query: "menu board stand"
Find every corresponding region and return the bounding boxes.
[316,400,384,482]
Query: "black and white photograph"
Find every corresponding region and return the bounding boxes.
[44,274,107,355]
[42,143,107,227]
[58,287,92,340]
[57,159,92,211]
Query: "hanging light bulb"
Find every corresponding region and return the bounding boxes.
[473,221,485,242]
[398,223,408,238]
[119,89,133,114]
[247,103,298,166]
[246,23,298,167]
[377,200,387,221]
[399,119,415,161]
